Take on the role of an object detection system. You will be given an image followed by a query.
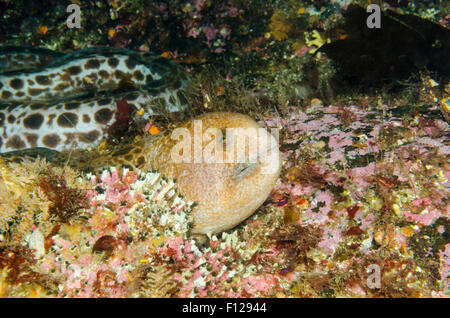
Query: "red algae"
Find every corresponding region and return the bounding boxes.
[39,173,90,223]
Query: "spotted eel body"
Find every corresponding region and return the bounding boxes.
[0,46,190,153]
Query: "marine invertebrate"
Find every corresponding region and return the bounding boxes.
[269,10,292,41]
[39,171,89,223]
[0,157,52,245]
[137,264,178,298]
[269,223,323,268]
[304,30,329,55]
[34,168,194,298]
[0,155,93,246]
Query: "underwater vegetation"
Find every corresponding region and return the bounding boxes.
[0,0,449,298]
[0,158,89,246]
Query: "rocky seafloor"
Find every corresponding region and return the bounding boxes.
[0,0,449,297]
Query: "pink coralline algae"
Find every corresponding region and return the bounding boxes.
[200,25,231,52]
[262,101,448,296]
[404,206,447,226]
